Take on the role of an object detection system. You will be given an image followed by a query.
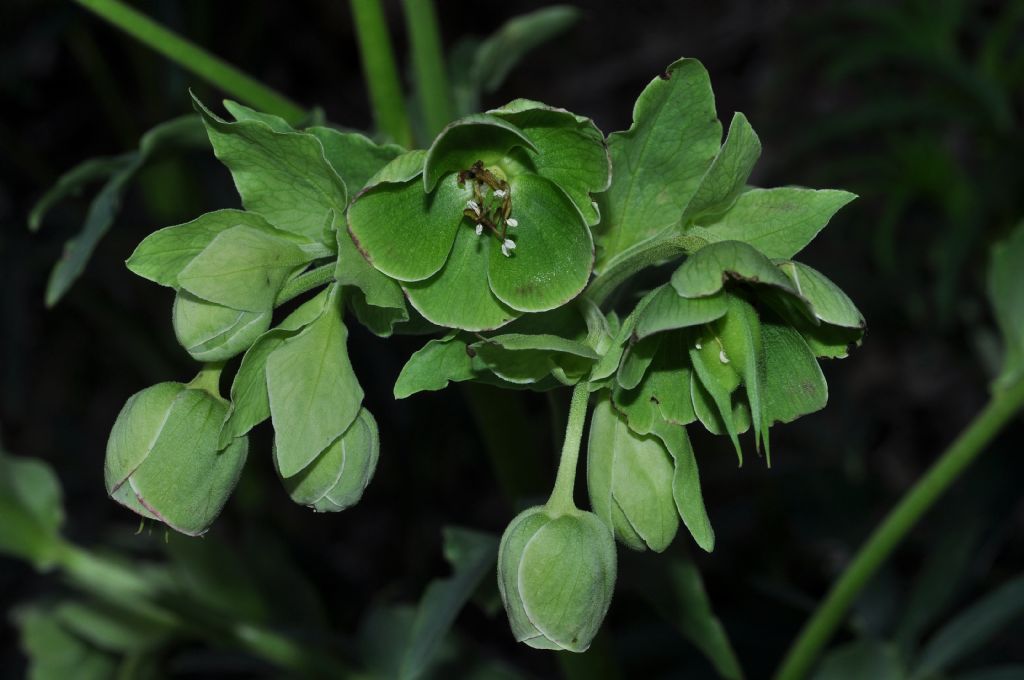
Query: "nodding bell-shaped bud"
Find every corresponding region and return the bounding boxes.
[104,377,247,536]
[173,291,272,362]
[280,408,379,512]
[587,397,679,552]
[497,506,616,652]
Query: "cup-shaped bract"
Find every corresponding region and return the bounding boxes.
[104,382,248,536]
[587,396,679,552]
[280,407,379,512]
[497,506,617,652]
[172,291,272,362]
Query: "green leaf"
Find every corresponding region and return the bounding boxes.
[618,335,662,390]
[29,155,133,233]
[681,112,762,225]
[778,260,865,329]
[348,174,470,281]
[177,225,310,311]
[813,640,905,680]
[671,240,799,298]
[14,607,117,680]
[634,285,729,340]
[399,527,499,680]
[307,126,404,194]
[988,223,1024,390]
[127,209,306,287]
[0,451,64,569]
[222,99,293,132]
[651,422,715,552]
[405,227,518,331]
[589,287,661,386]
[489,99,610,224]
[221,289,331,447]
[471,333,598,385]
[53,600,170,654]
[364,150,428,188]
[635,559,741,678]
[913,575,1024,679]
[266,286,363,477]
[596,58,721,271]
[172,292,271,362]
[194,95,347,243]
[761,323,828,425]
[455,6,580,114]
[33,115,208,307]
[394,334,477,398]
[691,375,751,442]
[686,188,857,259]
[587,395,679,552]
[282,407,378,512]
[423,114,537,192]
[487,172,594,312]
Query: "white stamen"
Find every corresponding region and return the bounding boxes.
[466,200,481,216]
[719,349,730,364]
[475,223,483,236]
[506,217,518,228]
[493,188,507,198]
[695,340,703,350]
[501,239,516,257]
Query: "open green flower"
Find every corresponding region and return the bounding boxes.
[348,100,610,331]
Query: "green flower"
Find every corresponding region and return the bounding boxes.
[104,378,248,536]
[348,100,610,331]
[497,505,616,652]
[612,240,865,459]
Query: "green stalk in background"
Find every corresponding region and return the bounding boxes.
[73,0,305,124]
[774,378,1024,680]
[401,0,453,142]
[350,0,414,148]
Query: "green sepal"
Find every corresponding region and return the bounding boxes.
[488,99,610,224]
[281,407,379,512]
[423,114,537,191]
[587,394,679,552]
[497,506,616,652]
[172,292,272,362]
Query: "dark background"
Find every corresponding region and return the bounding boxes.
[2,0,1023,677]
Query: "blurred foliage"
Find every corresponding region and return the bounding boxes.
[772,0,1024,328]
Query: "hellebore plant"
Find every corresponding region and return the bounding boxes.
[28,3,1024,675]
[95,55,864,654]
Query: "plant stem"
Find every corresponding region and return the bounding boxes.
[275,264,335,307]
[546,382,591,514]
[73,0,305,123]
[774,378,1024,680]
[400,0,453,142]
[350,0,414,147]
[188,361,226,396]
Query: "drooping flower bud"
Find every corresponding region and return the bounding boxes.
[497,506,616,652]
[104,379,247,536]
[279,408,378,512]
[172,291,272,362]
[587,395,679,552]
